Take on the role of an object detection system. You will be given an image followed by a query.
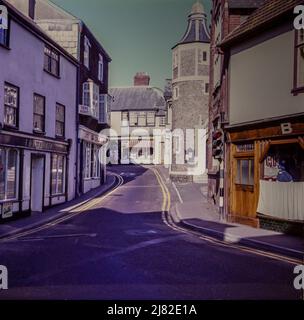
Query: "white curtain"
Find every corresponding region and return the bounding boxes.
[257,180,304,221]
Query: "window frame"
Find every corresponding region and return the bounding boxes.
[84,36,91,69]
[51,154,65,196]
[147,111,156,127]
[33,93,46,134]
[44,45,60,78]
[235,157,255,190]
[98,54,104,82]
[0,148,19,202]
[4,82,19,129]
[293,29,304,94]
[55,103,65,138]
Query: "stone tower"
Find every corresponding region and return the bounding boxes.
[170,1,210,182]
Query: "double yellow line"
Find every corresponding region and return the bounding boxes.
[1,173,124,242]
[151,168,303,266]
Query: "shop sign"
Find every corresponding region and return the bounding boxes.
[281,123,293,135]
[79,128,107,145]
[2,203,13,219]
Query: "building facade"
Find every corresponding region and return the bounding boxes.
[221,0,304,234]
[0,0,78,221]
[208,0,265,213]
[110,73,167,165]
[7,0,112,196]
[170,1,210,183]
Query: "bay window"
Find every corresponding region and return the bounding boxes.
[0,148,18,201]
[82,81,99,119]
[51,154,65,195]
[4,83,19,128]
[295,29,304,91]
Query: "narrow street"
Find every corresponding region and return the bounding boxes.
[0,166,301,300]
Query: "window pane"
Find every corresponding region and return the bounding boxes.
[249,159,254,186]
[241,160,249,185]
[34,114,44,132]
[57,156,64,194]
[7,150,17,199]
[0,149,6,200]
[56,122,64,137]
[297,45,304,87]
[147,112,155,126]
[4,85,18,108]
[138,112,146,126]
[0,29,8,46]
[51,155,58,194]
[56,104,65,121]
[4,106,16,127]
[130,112,138,126]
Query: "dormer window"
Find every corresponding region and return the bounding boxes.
[84,36,91,69]
[98,54,104,82]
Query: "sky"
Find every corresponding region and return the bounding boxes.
[52,0,212,90]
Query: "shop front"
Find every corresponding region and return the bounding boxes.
[0,131,71,222]
[227,116,304,234]
[78,126,107,195]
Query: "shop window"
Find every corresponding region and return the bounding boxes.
[56,104,65,137]
[92,145,101,178]
[51,155,65,195]
[44,45,60,77]
[4,83,19,128]
[0,148,18,201]
[263,144,304,182]
[294,29,304,92]
[236,158,254,187]
[33,94,45,133]
[84,142,92,179]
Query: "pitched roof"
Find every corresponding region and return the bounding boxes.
[221,0,304,47]
[109,87,166,112]
[1,0,78,65]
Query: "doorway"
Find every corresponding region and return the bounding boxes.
[31,154,45,213]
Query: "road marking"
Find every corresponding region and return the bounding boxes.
[0,173,124,242]
[172,182,184,204]
[18,233,97,242]
[151,167,302,266]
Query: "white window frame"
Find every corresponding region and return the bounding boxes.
[82,81,99,119]
[84,142,92,180]
[92,145,101,179]
[98,54,104,82]
[51,154,66,196]
[0,148,19,202]
[84,36,91,69]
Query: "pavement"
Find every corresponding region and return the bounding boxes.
[157,166,304,261]
[0,165,301,300]
[0,174,117,240]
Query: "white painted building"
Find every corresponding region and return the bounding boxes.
[0,0,78,221]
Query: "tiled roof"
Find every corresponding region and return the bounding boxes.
[222,0,304,47]
[228,0,265,8]
[109,87,166,112]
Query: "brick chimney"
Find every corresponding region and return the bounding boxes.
[134,72,150,86]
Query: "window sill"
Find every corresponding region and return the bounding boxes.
[291,87,304,96]
[33,130,46,136]
[2,125,19,132]
[50,193,65,198]
[44,68,61,79]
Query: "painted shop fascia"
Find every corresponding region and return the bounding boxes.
[0,0,78,222]
[220,0,304,235]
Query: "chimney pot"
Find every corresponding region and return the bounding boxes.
[134,72,150,86]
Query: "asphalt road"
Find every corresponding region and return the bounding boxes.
[0,165,301,300]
